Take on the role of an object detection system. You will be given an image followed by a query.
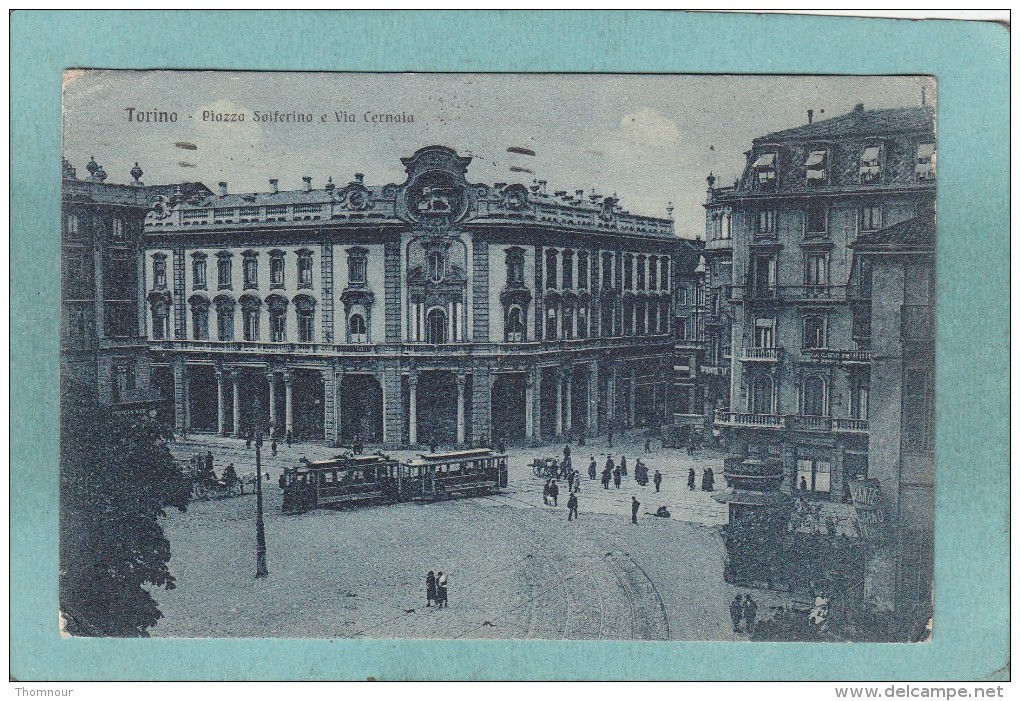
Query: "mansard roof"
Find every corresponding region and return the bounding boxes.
[755,105,934,145]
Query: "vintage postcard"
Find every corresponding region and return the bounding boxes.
[58,70,938,644]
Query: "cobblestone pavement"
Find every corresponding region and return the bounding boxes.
[153,433,820,639]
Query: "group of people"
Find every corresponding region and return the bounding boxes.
[686,466,715,491]
[729,593,759,634]
[425,570,449,608]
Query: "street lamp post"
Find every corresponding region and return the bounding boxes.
[253,401,269,579]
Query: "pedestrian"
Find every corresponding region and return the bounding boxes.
[245,434,252,450]
[278,473,286,489]
[563,443,571,461]
[567,470,576,493]
[205,450,214,475]
[706,467,715,491]
[687,468,696,491]
[800,476,808,492]
[426,571,437,607]
[653,470,663,493]
[613,467,622,489]
[601,468,611,490]
[543,480,551,506]
[729,595,744,633]
[577,430,585,447]
[436,572,448,608]
[271,438,278,457]
[607,427,614,448]
[644,437,652,453]
[620,455,628,476]
[264,471,269,481]
[588,456,597,481]
[631,496,640,524]
[549,480,559,507]
[743,594,758,635]
[567,492,579,521]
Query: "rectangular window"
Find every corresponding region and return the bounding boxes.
[752,256,777,297]
[562,254,573,289]
[298,255,313,288]
[193,258,207,289]
[757,210,776,235]
[65,213,80,237]
[577,254,588,289]
[754,318,775,348]
[349,257,367,285]
[805,150,828,185]
[217,309,234,341]
[796,459,831,493]
[624,256,634,290]
[860,206,882,232]
[803,316,826,349]
[806,206,827,235]
[270,256,285,287]
[244,310,259,341]
[636,258,646,291]
[805,253,828,287]
[753,152,777,190]
[860,146,882,184]
[153,257,167,288]
[243,257,258,288]
[112,218,126,242]
[916,143,936,181]
[217,258,232,288]
[270,312,286,342]
[720,213,731,240]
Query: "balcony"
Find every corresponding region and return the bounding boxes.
[729,285,847,304]
[784,415,832,432]
[741,347,782,362]
[801,348,873,365]
[833,417,869,434]
[714,411,784,429]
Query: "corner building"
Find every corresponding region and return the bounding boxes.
[144,146,677,447]
[706,104,936,502]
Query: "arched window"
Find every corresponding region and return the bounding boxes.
[635,298,646,335]
[562,302,574,339]
[647,301,658,335]
[576,303,588,338]
[240,296,261,341]
[601,300,614,337]
[295,295,316,343]
[266,295,288,342]
[562,250,574,289]
[802,376,827,416]
[152,254,167,289]
[349,313,367,343]
[425,307,447,344]
[601,252,614,288]
[545,305,558,340]
[506,305,526,342]
[214,295,235,341]
[545,249,558,289]
[189,295,210,340]
[752,374,774,415]
[636,255,646,290]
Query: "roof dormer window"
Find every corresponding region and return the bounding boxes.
[860,146,882,185]
[752,152,777,190]
[805,150,828,185]
[916,143,936,181]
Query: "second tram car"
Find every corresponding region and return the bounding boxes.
[280,449,509,513]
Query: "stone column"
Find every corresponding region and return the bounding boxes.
[231,370,241,436]
[183,371,192,429]
[456,374,467,445]
[524,371,535,439]
[629,367,637,427]
[555,368,564,437]
[532,367,542,439]
[283,370,294,436]
[330,371,343,444]
[609,363,618,425]
[588,362,599,435]
[564,367,573,436]
[215,368,226,436]
[323,370,336,442]
[267,370,277,436]
[407,373,418,445]
[172,359,186,431]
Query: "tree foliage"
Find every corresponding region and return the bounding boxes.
[59,382,191,636]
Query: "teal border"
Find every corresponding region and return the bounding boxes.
[11,10,1009,681]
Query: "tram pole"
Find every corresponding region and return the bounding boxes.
[254,400,269,579]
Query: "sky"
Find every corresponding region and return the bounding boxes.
[62,72,933,238]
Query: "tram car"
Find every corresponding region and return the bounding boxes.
[281,453,403,513]
[280,448,509,513]
[402,448,509,501]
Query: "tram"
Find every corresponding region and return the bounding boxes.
[280,448,509,513]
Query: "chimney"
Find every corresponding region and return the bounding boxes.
[218,181,228,197]
[302,176,312,192]
[538,180,547,194]
[853,102,865,114]
[575,189,584,200]
[324,176,335,192]
[807,109,814,124]
[354,173,364,184]
[269,178,279,194]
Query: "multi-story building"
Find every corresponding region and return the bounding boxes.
[142,146,679,447]
[670,238,710,435]
[706,102,936,502]
[60,156,209,413]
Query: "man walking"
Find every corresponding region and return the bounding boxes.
[567,492,579,521]
[426,571,437,607]
[653,470,662,493]
[601,467,612,490]
[743,594,758,635]
[588,456,597,481]
[631,496,640,524]
[549,480,559,507]
[644,436,652,453]
[613,466,622,489]
[687,467,696,491]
